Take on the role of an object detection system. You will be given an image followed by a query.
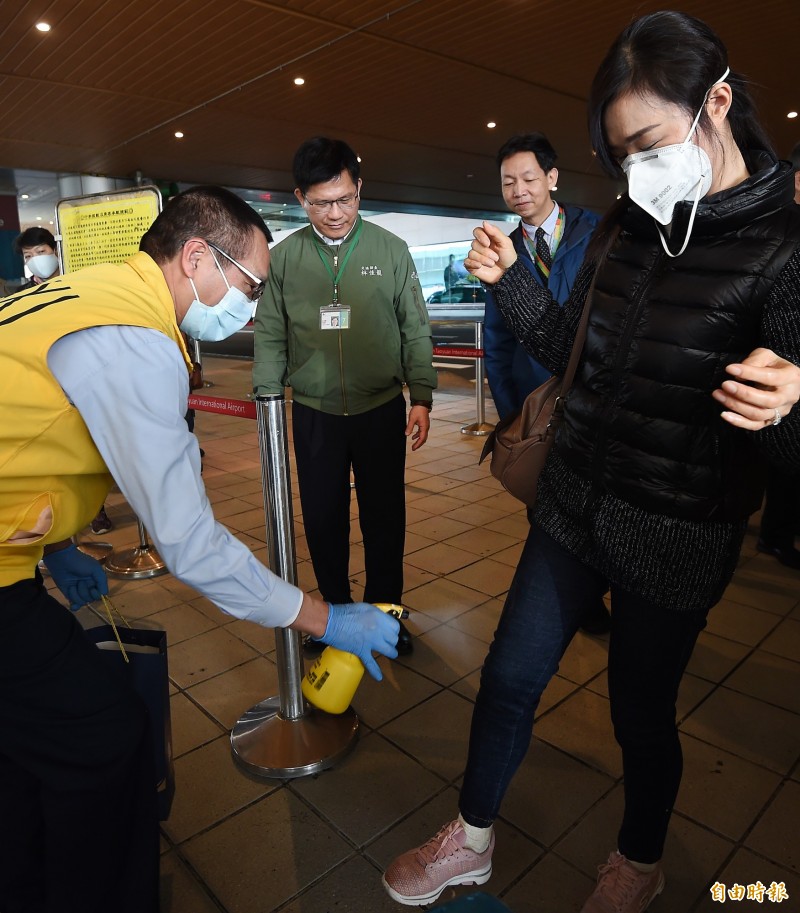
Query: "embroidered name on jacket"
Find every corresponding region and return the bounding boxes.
[360,265,383,276]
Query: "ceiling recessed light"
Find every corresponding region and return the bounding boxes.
[466,173,474,179]
[20,193,29,199]
[788,111,798,119]
[35,21,51,32]
[174,131,184,138]
[294,77,305,86]
[36,216,42,221]
[487,121,496,129]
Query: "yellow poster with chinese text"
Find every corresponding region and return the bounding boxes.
[57,187,161,274]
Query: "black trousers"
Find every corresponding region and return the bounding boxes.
[292,394,407,605]
[0,578,159,913]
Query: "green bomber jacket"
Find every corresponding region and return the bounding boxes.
[253,216,436,415]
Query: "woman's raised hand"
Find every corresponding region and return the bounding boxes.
[464,222,517,285]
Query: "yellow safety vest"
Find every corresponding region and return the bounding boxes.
[0,252,191,586]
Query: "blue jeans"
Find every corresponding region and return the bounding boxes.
[459,525,706,863]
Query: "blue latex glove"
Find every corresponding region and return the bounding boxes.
[42,543,109,611]
[318,602,400,681]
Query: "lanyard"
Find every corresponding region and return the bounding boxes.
[524,205,565,280]
[315,221,364,302]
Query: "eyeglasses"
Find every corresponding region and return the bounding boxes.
[302,193,359,213]
[208,242,265,301]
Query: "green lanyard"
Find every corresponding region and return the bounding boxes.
[315,221,364,303]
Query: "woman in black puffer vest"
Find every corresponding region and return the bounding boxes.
[382,11,800,913]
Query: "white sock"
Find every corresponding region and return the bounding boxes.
[621,852,658,873]
[458,814,493,853]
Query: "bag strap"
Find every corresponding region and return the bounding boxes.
[87,595,132,663]
[558,228,620,397]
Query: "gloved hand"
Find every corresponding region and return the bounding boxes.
[42,543,109,611]
[318,602,400,681]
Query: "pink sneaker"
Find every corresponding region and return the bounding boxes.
[581,851,665,913]
[382,819,494,906]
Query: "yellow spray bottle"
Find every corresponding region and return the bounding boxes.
[301,603,408,714]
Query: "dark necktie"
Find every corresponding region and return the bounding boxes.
[535,227,552,283]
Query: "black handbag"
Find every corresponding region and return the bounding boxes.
[85,608,175,821]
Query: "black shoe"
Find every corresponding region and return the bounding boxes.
[757,539,800,570]
[580,602,612,636]
[90,507,113,535]
[396,620,414,656]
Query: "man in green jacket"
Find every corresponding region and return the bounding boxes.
[253,137,437,655]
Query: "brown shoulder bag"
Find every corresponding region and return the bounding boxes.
[479,274,596,507]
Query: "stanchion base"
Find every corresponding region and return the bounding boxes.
[461,422,494,436]
[231,696,359,779]
[76,541,113,564]
[104,544,169,579]
[202,379,215,388]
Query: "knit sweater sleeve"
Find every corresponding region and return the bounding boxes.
[755,246,800,470]
[490,257,595,376]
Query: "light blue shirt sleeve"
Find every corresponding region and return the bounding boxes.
[47,324,303,629]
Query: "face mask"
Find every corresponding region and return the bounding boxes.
[179,249,254,342]
[622,67,729,257]
[27,253,60,280]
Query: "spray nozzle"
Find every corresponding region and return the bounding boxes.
[374,602,410,620]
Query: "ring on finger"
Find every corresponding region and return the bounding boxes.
[771,408,782,427]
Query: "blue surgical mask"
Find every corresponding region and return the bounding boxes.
[179,249,254,341]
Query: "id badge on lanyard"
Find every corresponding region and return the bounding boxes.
[316,221,363,331]
[320,305,351,330]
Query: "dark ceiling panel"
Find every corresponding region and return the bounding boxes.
[0,0,797,212]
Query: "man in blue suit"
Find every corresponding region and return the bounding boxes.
[483,133,610,634]
[484,132,599,419]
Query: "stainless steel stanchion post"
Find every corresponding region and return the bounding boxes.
[230,394,358,778]
[193,337,214,388]
[461,321,494,436]
[105,518,168,579]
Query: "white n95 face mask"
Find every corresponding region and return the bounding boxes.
[179,250,254,342]
[623,142,712,226]
[621,67,729,258]
[27,253,60,280]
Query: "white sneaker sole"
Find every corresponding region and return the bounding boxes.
[381,862,492,906]
[648,871,666,907]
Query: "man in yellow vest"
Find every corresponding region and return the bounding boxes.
[0,186,398,913]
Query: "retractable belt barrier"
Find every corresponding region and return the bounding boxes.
[187,394,257,419]
[433,321,494,436]
[432,346,484,358]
